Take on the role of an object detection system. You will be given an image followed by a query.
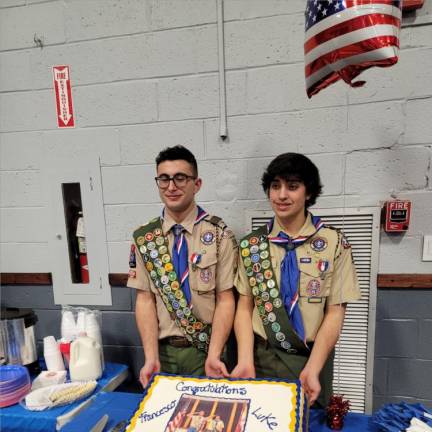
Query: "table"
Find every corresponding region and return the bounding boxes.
[63,391,381,432]
[0,362,128,432]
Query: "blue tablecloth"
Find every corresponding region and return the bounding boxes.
[0,363,128,432]
[63,391,381,432]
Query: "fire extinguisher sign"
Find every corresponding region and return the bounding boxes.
[52,65,75,128]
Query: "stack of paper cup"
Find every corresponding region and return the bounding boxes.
[43,336,65,372]
[76,310,86,334]
[61,310,77,341]
[85,312,102,346]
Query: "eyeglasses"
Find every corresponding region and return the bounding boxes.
[154,173,197,189]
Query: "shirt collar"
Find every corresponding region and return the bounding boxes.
[162,205,198,235]
[270,212,316,238]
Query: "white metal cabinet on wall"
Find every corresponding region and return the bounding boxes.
[43,154,112,306]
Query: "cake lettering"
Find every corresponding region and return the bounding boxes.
[251,406,278,430]
[176,381,247,396]
[138,399,177,423]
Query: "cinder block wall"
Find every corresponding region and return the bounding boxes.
[1,0,431,406]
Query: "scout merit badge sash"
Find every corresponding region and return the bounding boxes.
[239,215,325,357]
[133,207,212,353]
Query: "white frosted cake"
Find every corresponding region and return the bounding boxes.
[127,374,308,432]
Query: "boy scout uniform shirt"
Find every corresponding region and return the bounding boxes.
[235,214,361,342]
[127,206,238,339]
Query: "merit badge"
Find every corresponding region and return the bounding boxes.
[147,241,156,250]
[246,267,254,277]
[276,331,285,342]
[201,231,215,245]
[240,239,249,248]
[258,282,266,292]
[128,269,136,278]
[251,253,260,263]
[252,286,260,296]
[252,262,261,273]
[169,271,177,281]
[184,307,191,317]
[154,228,162,237]
[273,298,282,308]
[179,298,187,308]
[194,321,203,331]
[145,232,154,241]
[311,237,327,252]
[259,235,267,243]
[267,279,276,289]
[155,236,165,246]
[269,288,278,298]
[256,273,264,283]
[281,341,291,350]
[157,267,165,277]
[163,285,171,294]
[261,292,270,301]
[150,270,157,279]
[162,254,170,264]
[150,249,159,259]
[142,253,149,262]
[145,262,154,272]
[164,263,173,272]
[175,290,183,300]
[158,245,167,255]
[136,236,145,246]
[171,281,179,290]
[300,257,312,263]
[244,257,252,267]
[154,258,163,268]
[161,275,169,285]
[307,279,321,296]
[241,248,250,257]
[267,312,276,323]
[259,242,268,251]
[129,244,136,268]
[250,245,259,254]
[261,260,271,270]
[272,322,280,333]
[249,277,257,287]
[249,237,259,245]
[255,297,263,306]
[200,268,212,283]
[139,245,147,254]
[260,250,269,260]
[264,270,273,280]
[264,302,273,313]
[172,301,180,310]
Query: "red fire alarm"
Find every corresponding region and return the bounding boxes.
[384,200,411,232]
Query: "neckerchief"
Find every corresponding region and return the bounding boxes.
[163,206,208,305]
[268,215,324,343]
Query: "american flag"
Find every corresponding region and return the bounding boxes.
[304,0,402,98]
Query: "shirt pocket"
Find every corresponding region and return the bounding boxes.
[191,252,217,294]
[298,260,333,298]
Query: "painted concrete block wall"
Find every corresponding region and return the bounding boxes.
[1,0,431,275]
[1,0,431,407]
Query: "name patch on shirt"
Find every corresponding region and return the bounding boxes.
[300,257,312,263]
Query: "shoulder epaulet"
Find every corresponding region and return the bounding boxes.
[204,214,227,230]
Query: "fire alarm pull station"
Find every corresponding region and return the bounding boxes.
[384,200,411,232]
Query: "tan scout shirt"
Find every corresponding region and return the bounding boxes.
[127,206,238,339]
[235,213,360,342]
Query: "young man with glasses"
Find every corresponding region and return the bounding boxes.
[231,153,360,407]
[127,145,237,387]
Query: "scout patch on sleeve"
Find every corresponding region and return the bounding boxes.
[129,244,137,268]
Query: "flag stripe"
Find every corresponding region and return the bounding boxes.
[307,53,398,97]
[305,23,399,65]
[306,35,399,77]
[305,3,401,39]
[305,13,399,54]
